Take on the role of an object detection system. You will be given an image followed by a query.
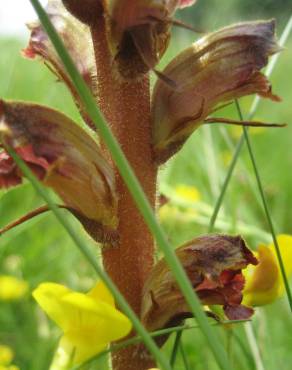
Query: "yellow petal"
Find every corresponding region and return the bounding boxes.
[87,281,115,307]
[0,276,29,301]
[32,283,72,330]
[33,282,132,365]
[243,245,281,306]
[0,345,14,366]
[270,234,292,277]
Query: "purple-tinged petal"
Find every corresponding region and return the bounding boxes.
[152,20,281,164]
[23,0,96,129]
[0,100,118,244]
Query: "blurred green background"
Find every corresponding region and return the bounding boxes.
[0,0,292,369]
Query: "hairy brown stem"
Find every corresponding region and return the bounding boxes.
[90,15,157,370]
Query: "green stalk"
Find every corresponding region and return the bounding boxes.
[235,100,292,310]
[208,15,292,233]
[28,1,233,369]
[7,147,171,370]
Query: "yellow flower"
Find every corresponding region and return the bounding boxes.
[33,281,132,366]
[243,235,292,306]
[174,185,201,203]
[0,345,14,366]
[0,276,29,301]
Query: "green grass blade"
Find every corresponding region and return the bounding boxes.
[6,147,171,370]
[179,341,191,370]
[235,100,292,310]
[74,319,249,370]
[27,1,233,369]
[170,331,182,367]
[208,15,292,233]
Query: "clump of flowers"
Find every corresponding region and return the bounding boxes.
[0,1,285,369]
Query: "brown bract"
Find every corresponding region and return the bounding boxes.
[23,0,96,129]
[141,234,257,345]
[62,0,104,24]
[152,20,281,164]
[0,100,118,244]
[107,0,196,79]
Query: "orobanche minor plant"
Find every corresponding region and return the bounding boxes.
[0,1,284,369]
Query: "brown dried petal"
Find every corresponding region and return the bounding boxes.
[141,234,257,344]
[62,0,104,24]
[0,100,118,244]
[152,20,281,164]
[107,0,196,79]
[23,0,96,129]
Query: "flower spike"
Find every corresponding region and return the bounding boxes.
[152,20,282,164]
[141,234,257,346]
[0,100,118,244]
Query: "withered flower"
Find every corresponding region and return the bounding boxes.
[107,0,197,79]
[23,0,97,129]
[152,20,281,164]
[62,0,104,24]
[141,234,257,344]
[0,100,118,243]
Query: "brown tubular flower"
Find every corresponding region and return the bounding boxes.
[141,234,258,345]
[152,20,281,164]
[106,0,196,79]
[0,100,118,244]
[62,0,104,24]
[23,0,97,129]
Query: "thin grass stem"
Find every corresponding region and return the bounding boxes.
[179,341,191,370]
[235,100,292,310]
[170,331,183,367]
[73,320,249,370]
[244,322,265,370]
